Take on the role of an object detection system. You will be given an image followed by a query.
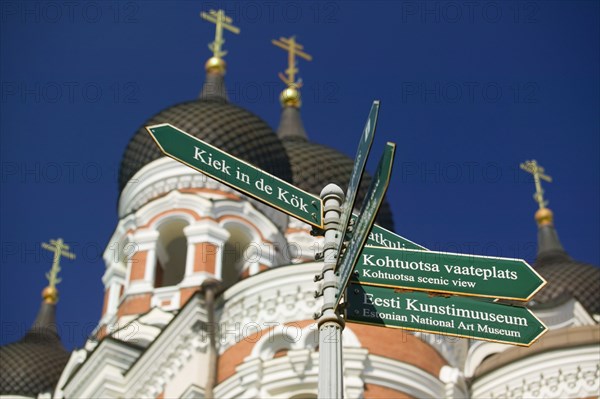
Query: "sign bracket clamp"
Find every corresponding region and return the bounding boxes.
[313,256,336,282]
[314,280,338,298]
[310,226,326,237]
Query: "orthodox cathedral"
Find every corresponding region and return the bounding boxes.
[1,9,599,399]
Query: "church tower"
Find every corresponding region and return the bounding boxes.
[468,161,599,398]
[4,9,592,399]
[52,10,463,399]
[0,239,75,397]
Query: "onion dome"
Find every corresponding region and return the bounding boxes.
[530,207,600,314]
[119,80,293,191]
[0,289,70,397]
[119,13,293,192]
[519,161,599,314]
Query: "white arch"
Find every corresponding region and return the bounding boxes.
[219,216,261,247]
[464,341,510,377]
[249,324,329,361]
[150,211,194,231]
[136,190,212,228]
[298,324,319,350]
[213,199,283,243]
[248,324,298,361]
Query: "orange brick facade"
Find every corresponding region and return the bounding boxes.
[364,383,413,399]
[194,242,217,274]
[129,251,147,281]
[117,293,152,318]
[349,323,447,376]
[217,320,446,384]
[101,288,109,317]
[218,320,314,383]
[180,287,200,306]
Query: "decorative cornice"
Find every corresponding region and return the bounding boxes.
[125,296,209,397]
[533,297,597,329]
[471,346,600,398]
[465,298,598,378]
[184,221,231,244]
[61,296,209,399]
[474,325,600,379]
[101,263,126,286]
[364,354,449,399]
[119,158,288,232]
[216,348,449,398]
[218,263,322,353]
[414,330,470,369]
[61,339,141,398]
[131,229,160,250]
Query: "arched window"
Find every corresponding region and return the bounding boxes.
[155,219,188,287]
[221,223,254,288]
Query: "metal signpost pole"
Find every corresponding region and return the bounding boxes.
[316,184,345,399]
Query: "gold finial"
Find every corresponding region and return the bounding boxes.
[520,160,554,226]
[534,207,554,226]
[200,9,240,74]
[41,238,76,304]
[279,84,301,108]
[272,36,312,87]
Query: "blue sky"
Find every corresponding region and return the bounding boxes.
[1,1,598,349]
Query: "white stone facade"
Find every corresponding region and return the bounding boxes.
[53,158,599,399]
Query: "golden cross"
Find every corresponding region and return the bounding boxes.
[520,160,553,209]
[41,238,76,290]
[272,36,312,87]
[200,9,240,59]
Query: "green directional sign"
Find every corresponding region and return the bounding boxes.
[147,123,323,228]
[346,284,547,346]
[335,143,396,311]
[355,214,427,251]
[336,101,380,256]
[353,246,546,301]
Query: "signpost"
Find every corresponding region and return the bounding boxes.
[145,100,550,399]
[346,284,547,347]
[353,246,546,300]
[335,101,380,257]
[334,142,396,311]
[146,123,323,228]
[358,215,427,251]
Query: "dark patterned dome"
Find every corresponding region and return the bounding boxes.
[532,251,600,315]
[119,99,293,190]
[528,222,600,315]
[0,303,70,397]
[277,107,394,230]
